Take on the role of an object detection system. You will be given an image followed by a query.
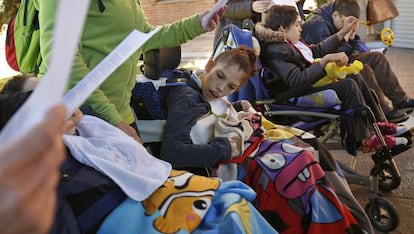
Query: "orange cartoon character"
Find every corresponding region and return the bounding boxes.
[143,170,220,233]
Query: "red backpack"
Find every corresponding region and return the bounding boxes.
[4,0,41,74]
[5,16,18,71]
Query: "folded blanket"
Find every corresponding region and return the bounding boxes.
[63,115,171,201]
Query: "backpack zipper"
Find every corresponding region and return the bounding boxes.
[97,0,106,13]
[23,0,29,26]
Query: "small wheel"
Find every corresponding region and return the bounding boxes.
[375,163,401,192]
[365,197,399,232]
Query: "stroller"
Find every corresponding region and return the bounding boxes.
[212,22,412,232]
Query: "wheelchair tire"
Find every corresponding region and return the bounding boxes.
[365,197,399,232]
[375,163,401,192]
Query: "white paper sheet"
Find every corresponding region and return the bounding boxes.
[202,0,228,29]
[62,27,160,116]
[0,0,90,145]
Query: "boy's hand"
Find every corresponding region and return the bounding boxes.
[337,16,358,41]
[349,22,359,40]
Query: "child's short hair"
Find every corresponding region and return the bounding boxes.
[0,75,33,130]
[0,91,32,130]
[0,75,29,94]
[333,0,360,18]
[214,45,258,89]
[264,5,299,32]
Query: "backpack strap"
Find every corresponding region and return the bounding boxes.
[77,187,126,233]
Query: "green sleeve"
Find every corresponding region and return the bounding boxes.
[141,14,204,52]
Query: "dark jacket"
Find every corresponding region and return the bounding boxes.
[301,3,368,57]
[160,75,232,168]
[255,25,343,96]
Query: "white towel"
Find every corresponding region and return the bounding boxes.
[63,115,171,201]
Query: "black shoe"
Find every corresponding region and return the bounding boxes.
[397,98,414,113]
[385,109,409,123]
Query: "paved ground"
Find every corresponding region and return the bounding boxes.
[181,31,414,234]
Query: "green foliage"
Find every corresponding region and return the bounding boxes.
[0,0,20,27]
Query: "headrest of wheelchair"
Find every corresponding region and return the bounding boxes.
[141,46,181,80]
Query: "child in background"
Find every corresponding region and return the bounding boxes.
[301,0,414,121]
[256,5,407,154]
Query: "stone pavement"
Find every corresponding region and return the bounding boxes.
[181,31,414,234]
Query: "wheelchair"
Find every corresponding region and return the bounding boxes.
[211,22,412,232]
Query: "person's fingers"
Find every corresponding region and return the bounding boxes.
[63,119,75,133]
[12,138,62,198]
[0,105,67,171]
[132,134,143,144]
[217,6,226,18]
[200,6,226,32]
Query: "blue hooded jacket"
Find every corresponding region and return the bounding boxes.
[301,3,369,57]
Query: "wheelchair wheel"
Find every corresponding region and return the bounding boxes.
[365,197,399,232]
[375,163,401,192]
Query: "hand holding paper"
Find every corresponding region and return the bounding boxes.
[201,0,227,30]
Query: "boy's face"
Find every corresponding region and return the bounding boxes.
[201,61,246,101]
[285,16,302,44]
[332,11,346,31]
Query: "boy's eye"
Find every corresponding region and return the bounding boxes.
[216,71,224,79]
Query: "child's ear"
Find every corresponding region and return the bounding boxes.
[278,26,286,32]
[332,11,339,20]
[205,59,215,72]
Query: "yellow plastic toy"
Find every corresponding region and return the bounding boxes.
[312,60,363,87]
[380,28,395,46]
[360,20,395,46]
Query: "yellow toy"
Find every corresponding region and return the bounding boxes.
[360,20,395,46]
[312,60,363,88]
[380,28,395,46]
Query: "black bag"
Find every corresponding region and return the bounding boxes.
[50,150,126,234]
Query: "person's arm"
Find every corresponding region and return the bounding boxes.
[261,43,326,87]
[141,5,225,51]
[161,86,232,168]
[0,105,67,234]
[310,33,344,58]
